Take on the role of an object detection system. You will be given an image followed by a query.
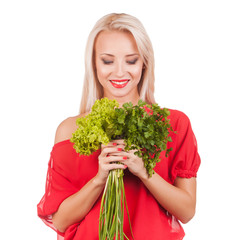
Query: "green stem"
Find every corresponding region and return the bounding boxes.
[99,168,133,240]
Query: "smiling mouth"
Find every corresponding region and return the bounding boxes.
[110,79,130,88]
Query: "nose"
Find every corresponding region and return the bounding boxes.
[114,61,125,77]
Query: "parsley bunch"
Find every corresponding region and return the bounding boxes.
[119,101,173,177]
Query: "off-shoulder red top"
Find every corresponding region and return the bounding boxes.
[37,109,201,240]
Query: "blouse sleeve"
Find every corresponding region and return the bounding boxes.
[37,144,79,237]
[169,111,201,183]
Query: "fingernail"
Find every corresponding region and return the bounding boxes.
[124,165,128,168]
[118,148,122,151]
[113,143,117,146]
[123,156,128,160]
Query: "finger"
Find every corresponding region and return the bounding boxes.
[104,155,128,163]
[101,141,122,150]
[101,147,125,156]
[128,148,138,154]
[107,151,129,157]
[105,163,128,171]
[111,139,125,145]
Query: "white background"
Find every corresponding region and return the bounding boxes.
[0,0,239,239]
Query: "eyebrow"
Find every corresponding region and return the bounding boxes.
[100,53,139,57]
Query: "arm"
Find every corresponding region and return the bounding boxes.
[52,118,127,232]
[52,145,127,233]
[140,174,196,224]
[113,140,197,224]
[52,176,105,233]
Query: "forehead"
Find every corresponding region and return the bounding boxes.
[94,30,139,55]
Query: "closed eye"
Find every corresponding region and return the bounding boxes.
[127,58,138,65]
[102,59,113,65]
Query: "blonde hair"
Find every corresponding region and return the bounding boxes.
[79,13,156,114]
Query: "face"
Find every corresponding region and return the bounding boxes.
[94,30,144,105]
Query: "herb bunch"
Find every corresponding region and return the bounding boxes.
[71,98,120,155]
[71,98,173,177]
[70,98,174,240]
[115,100,173,177]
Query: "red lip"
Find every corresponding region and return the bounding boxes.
[110,79,129,88]
[110,79,129,82]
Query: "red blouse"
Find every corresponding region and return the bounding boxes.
[37,109,201,240]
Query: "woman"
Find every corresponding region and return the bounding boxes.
[37,13,200,240]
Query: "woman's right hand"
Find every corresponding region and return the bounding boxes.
[95,140,127,184]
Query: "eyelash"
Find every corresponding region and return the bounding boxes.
[102,58,138,65]
[127,58,138,64]
[102,60,113,65]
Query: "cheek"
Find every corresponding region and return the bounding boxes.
[96,63,110,80]
[131,65,144,79]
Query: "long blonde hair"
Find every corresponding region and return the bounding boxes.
[79,13,156,114]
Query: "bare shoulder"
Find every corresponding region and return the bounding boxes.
[54,112,89,144]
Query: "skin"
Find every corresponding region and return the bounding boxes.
[52,30,197,233]
[94,30,144,106]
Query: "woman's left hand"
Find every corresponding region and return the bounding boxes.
[109,139,148,180]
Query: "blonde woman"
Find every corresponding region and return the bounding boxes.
[37,13,200,240]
